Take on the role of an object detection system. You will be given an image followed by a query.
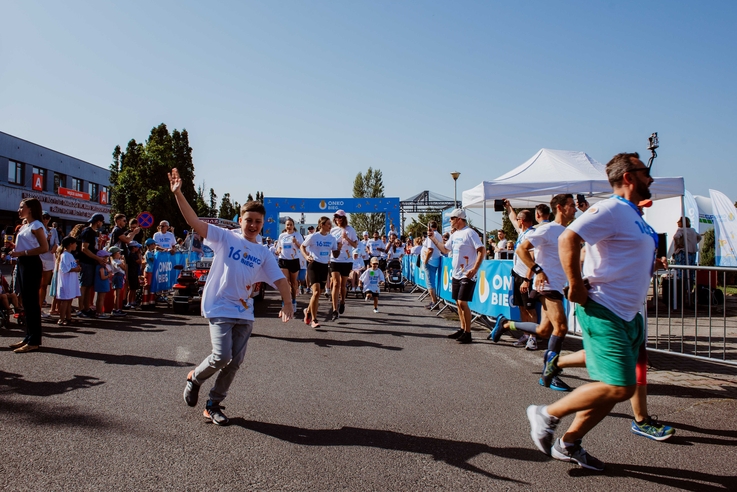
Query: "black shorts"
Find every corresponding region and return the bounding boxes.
[512,271,531,308]
[364,291,379,299]
[329,261,352,277]
[278,258,301,274]
[539,290,564,301]
[307,261,330,287]
[363,259,371,267]
[80,262,97,288]
[451,277,476,302]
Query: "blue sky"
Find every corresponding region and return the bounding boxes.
[2,1,735,229]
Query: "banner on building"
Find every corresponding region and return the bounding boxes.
[709,189,737,266]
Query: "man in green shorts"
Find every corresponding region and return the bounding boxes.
[526,152,665,471]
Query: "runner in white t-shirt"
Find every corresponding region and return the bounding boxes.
[428,209,485,344]
[359,231,372,267]
[526,152,665,471]
[328,210,359,321]
[360,257,385,313]
[170,168,293,427]
[275,217,304,313]
[300,216,340,328]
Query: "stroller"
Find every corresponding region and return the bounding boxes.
[383,259,405,292]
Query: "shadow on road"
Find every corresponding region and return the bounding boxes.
[569,461,732,491]
[0,369,104,396]
[252,333,403,351]
[39,346,193,367]
[232,419,546,484]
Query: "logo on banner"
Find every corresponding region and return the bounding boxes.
[319,200,327,210]
[478,270,490,302]
[442,265,450,290]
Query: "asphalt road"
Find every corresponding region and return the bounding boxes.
[1,290,735,491]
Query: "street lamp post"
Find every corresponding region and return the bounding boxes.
[451,171,461,208]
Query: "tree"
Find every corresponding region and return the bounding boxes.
[351,167,385,234]
[194,182,210,217]
[218,193,239,220]
[700,228,715,266]
[209,188,218,217]
[405,211,442,240]
[247,193,254,202]
[110,124,198,235]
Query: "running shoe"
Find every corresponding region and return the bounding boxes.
[457,331,472,344]
[183,370,200,407]
[488,315,507,342]
[539,376,572,392]
[373,308,379,313]
[447,329,464,339]
[111,309,126,317]
[331,310,339,321]
[551,438,604,471]
[541,351,562,387]
[97,313,111,319]
[526,405,558,456]
[631,416,675,441]
[425,302,434,310]
[525,336,538,351]
[303,308,312,325]
[41,312,51,319]
[203,400,229,426]
[338,302,345,315]
[513,334,529,347]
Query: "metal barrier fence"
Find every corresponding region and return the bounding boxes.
[647,264,737,366]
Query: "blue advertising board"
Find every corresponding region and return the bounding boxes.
[405,254,520,319]
[150,251,187,293]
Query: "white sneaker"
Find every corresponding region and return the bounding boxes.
[373,308,379,313]
[41,312,51,319]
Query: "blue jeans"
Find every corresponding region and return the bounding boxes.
[191,317,254,403]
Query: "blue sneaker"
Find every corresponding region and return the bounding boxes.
[540,375,572,392]
[631,416,675,441]
[541,350,562,387]
[488,315,507,342]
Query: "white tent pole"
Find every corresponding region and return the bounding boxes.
[483,201,487,252]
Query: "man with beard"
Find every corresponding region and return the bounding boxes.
[526,153,662,471]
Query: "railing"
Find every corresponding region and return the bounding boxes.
[647,264,737,365]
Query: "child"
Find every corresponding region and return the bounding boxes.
[94,250,112,318]
[57,236,81,326]
[141,238,157,308]
[108,246,127,316]
[169,167,293,426]
[349,249,365,293]
[125,241,142,308]
[360,257,385,313]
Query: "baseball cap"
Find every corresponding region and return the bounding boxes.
[42,211,50,218]
[449,208,466,219]
[144,238,156,246]
[107,246,121,254]
[362,231,369,236]
[129,241,141,248]
[334,210,346,217]
[88,213,105,224]
[370,257,379,265]
[96,250,111,257]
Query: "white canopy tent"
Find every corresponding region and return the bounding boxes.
[462,148,685,210]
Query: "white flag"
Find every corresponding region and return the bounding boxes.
[709,189,737,266]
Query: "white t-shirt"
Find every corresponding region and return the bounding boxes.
[525,222,567,294]
[359,239,371,260]
[302,232,339,264]
[512,228,534,278]
[352,257,364,270]
[201,224,284,320]
[153,231,176,250]
[495,238,509,259]
[57,250,81,301]
[386,245,404,261]
[277,231,304,260]
[368,239,385,257]
[360,268,385,293]
[422,237,441,267]
[568,197,657,321]
[15,220,44,251]
[330,226,358,263]
[40,227,59,266]
[410,245,422,255]
[444,226,483,280]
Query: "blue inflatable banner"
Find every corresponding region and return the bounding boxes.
[150,251,187,293]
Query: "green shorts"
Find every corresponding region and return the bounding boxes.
[576,300,644,387]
